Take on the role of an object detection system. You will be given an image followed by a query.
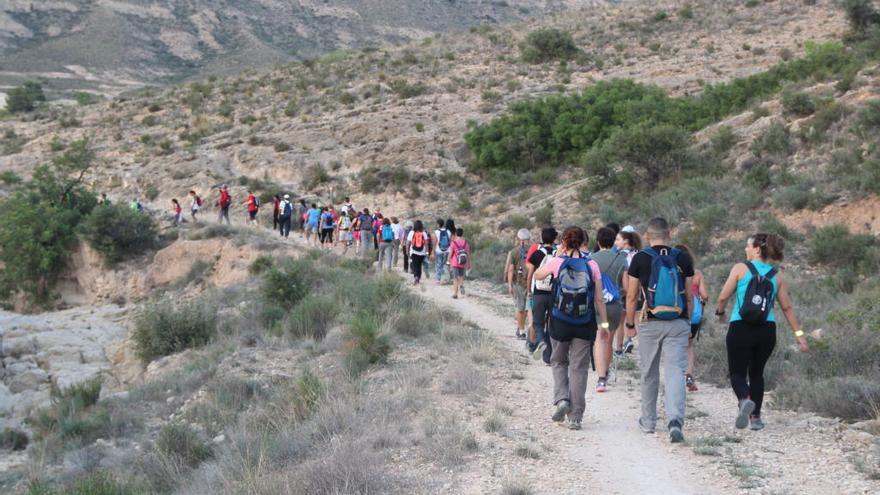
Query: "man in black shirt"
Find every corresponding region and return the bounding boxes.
[526,227,558,364]
[624,217,694,444]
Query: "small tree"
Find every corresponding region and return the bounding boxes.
[79,204,157,264]
[5,81,46,113]
[520,28,580,64]
[841,0,880,37]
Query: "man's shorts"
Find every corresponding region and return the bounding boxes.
[513,285,527,312]
[248,211,257,220]
[452,267,466,278]
[308,222,319,233]
[605,301,623,332]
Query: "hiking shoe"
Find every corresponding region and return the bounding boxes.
[516,330,526,340]
[668,421,684,443]
[638,418,655,434]
[613,349,624,358]
[749,416,765,431]
[736,399,756,429]
[567,418,582,430]
[452,294,458,299]
[532,342,546,361]
[686,374,698,392]
[596,377,608,393]
[552,400,571,422]
[623,337,634,354]
[460,286,465,295]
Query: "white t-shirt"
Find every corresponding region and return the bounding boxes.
[407,230,428,256]
[434,229,451,253]
[191,197,200,211]
[391,222,405,240]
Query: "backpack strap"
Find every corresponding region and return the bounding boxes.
[746,261,759,277]
[765,267,778,279]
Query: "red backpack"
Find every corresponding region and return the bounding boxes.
[412,232,425,250]
[219,190,231,208]
[196,195,203,206]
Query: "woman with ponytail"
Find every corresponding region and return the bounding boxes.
[715,233,809,432]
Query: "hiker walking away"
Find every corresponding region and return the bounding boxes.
[378,217,396,271]
[189,190,202,222]
[533,226,609,431]
[357,208,375,259]
[217,185,231,224]
[505,229,532,340]
[341,197,355,216]
[390,217,404,268]
[99,193,111,206]
[624,217,693,443]
[130,198,144,213]
[450,228,471,299]
[278,194,293,238]
[715,233,808,431]
[407,220,429,288]
[337,210,354,255]
[592,227,628,392]
[433,219,452,284]
[402,220,413,272]
[243,190,259,225]
[526,227,558,364]
[296,199,307,234]
[171,198,182,227]
[614,229,642,356]
[305,203,321,245]
[676,244,709,392]
[372,212,384,254]
[272,194,281,231]
[320,206,336,249]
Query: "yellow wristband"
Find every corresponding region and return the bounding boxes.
[599,322,610,329]
[794,330,804,337]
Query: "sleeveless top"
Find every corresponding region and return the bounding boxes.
[731,260,779,323]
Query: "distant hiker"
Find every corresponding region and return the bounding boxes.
[320,206,336,248]
[402,220,414,272]
[676,244,709,393]
[450,228,470,299]
[337,209,354,255]
[372,212,384,253]
[272,194,281,231]
[533,226,609,431]
[527,227,558,363]
[356,208,375,259]
[715,234,808,432]
[278,194,293,238]
[243,190,259,225]
[305,203,321,245]
[433,219,452,284]
[624,217,693,443]
[378,217,395,271]
[296,199,307,233]
[171,198,182,226]
[407,220,428,288]
[505,229,532,340]
[216,185,231,224]
[614,230,642,357]
[592,227,628,393]
[130,199,143,213]
[98,193,111,206]
[342,197,355,216]
[390,217,404,268]
[189,190,202,222]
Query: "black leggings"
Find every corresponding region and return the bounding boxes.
[726,321,776,417]
[411,254,425,281]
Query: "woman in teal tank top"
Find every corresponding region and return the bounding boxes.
[715,234,809,432]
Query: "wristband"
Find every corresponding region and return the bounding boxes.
[599,322,610,330]
[794,330,804,337]
[625,322,636,329]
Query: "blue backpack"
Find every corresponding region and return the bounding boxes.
[438,229,451,251]
[551,256,595,326]
[601,272,621,304]
[381,224,394,242]
[691,294,703,325]
[642,247,685,320]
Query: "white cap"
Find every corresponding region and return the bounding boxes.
[405,220,414,229]
[621,225,636,233]
[284,194,290,199]
[517,228,531,241]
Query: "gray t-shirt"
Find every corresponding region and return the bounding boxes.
[592,249,627,292]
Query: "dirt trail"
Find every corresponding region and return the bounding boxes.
[411,277,733,494]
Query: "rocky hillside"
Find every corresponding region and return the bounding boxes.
[0,0,611,101]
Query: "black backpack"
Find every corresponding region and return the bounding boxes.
[740,262,778,324]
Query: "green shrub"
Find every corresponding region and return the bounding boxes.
[132,298,218,362]
[285,294,337,340]
[303,163,331,189]
[28,472,147,495]
[389,79,428,99]
[0,170,21,185]
[141,115,159,126]
[155,423,213,467]
[841,0,880,37]
[710,125,738,155]
[291,368,323,421]
[808,224,880,277]
[520,28,580,63]
[5,81,46,113]
[345,313,392,375]
[262,259,316,311]
[751,122,793,157]
[0,427,29,450]
[781,90,816,116]
[79,204,157,264]
[857,99,880,130]
[249,255,274,275]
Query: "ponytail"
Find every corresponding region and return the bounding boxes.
[752,233,784,262]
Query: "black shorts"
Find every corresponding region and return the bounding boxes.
[248,211,257,220]
[320,228,334,243]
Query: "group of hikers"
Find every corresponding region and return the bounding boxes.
[156,186,808,443]
[502,217,809,440]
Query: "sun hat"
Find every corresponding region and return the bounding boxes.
[517,228,531,241]
[621,225,636,233]
[283,194,290,199]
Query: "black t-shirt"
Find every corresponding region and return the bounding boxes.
[527,244,554,295]
[627,245,695,320]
